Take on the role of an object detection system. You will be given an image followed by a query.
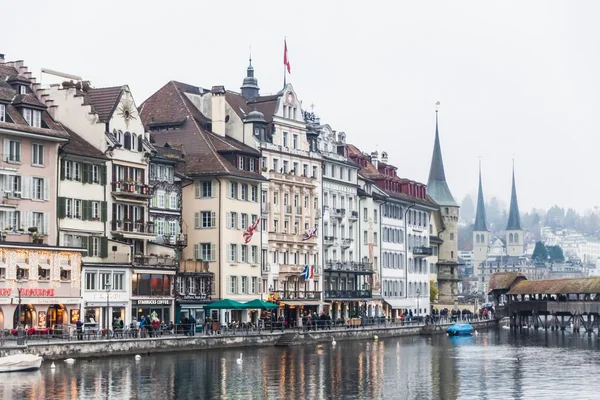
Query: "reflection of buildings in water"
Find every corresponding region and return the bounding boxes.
[431,336,458,400]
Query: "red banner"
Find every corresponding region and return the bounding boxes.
[0,288,12,296]
[20,288,55,297]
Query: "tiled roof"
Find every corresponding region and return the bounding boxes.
[427,115,457,207]
[225,91,279,123]
[82,86,124,123]
[61,124,108,160]
[489,272,526,291]
[141,81,264,181]
[347,144,436,208]
[0,63,69,140]
[506,276,600,295]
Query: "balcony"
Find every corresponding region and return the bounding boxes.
[341,238,353,248]
[179,259,211,273]
[413,246,433,257]
[261,202,271,214]
[111,220,155,239]
[331,208,345,219]
[324,261,373,273]
[111,181,152,199]
[262,264,271,273]
[134,254,177,267]
[324,236,335,247]
[314,208,321,219]
[296,207,303,215]
[271,290,322,302]
[0,192,19,211]
[324,290,372,300]
[151,234,188,247]
[348,210,359,221]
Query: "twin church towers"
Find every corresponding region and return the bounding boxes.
[471,161,525,273]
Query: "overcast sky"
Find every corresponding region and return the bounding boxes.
[4,1,599,213]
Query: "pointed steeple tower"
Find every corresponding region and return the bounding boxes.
[473,160,488,232]
[505,161,524,257]
[427,107,458,207]
[240,53,260,100]
[506,162,522,231]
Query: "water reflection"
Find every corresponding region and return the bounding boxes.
[3,330,600,399]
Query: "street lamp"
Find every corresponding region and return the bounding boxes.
[105,279,112,340]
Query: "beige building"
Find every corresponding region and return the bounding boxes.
[140,81,265,323]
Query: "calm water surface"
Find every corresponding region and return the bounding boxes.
[3,329,600,400]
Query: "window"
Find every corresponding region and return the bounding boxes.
[250,159,255,172]
[92,202,100,219]
[241,276,247,294]
[230,276,238,294]
[32,178,44,200]
[364,231,368,243]
[0,104,5,122]
[7,140,21,162]
[91,237,100,257]
[241,214,248,230]
[74,163,81,181]
[22,109,42,128]
[196,211,216,228]
[273,192,279,205]
[238,157,245,170]
[374,210,378,223]
[251,246,258,263]
[65,198,73,217]
[241,245,248,263]
[283,160,289,173]
[283,132,289,147]
[228,244,237,262]
[374,232,378,244]
[293,162,298,175]
[450,233,455,241]
[312,166,318,178]
[251,185,258,202]
[303,164,308,176]
[113,273,124,291]
[261,157,267,169]
[85,272,96,290]
[32,144,44,166]
[195,243,215,261]
[92,165,99,183]
[273,158,279,172]
[229,182,238,199]
[228,212,238,229]
[251,277,257,294]
[196,181,213,198]
[241,184,248,201]
[170,193,177,209]
[292,134,298,149]
[99,272,111,290]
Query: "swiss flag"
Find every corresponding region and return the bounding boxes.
[284,40,291,74]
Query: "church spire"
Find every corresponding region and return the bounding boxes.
[240,50,260,100]
[473,159,488,232]
[427,103,458,207]
[506,161,522,231]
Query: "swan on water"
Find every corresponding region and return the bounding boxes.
[64,358,75,364]
[236,353,243,364]
[374,335,379,341]
[332,337,336,345]
[50,362,56,369]
[135,355,141,361]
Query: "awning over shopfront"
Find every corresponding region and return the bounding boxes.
[384,298,415,309]
[244,299,279,309]
[205,299,246,309]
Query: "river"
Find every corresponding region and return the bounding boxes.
[3,328,600,399]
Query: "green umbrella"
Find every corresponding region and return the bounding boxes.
[244,299,279,309]
[205,299,247,309]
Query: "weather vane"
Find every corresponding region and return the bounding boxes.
[435,101,441,112]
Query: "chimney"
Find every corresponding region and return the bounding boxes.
[210,86,226,136]
[371,151,379,169]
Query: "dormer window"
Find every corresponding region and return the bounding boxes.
[22,109,42,128]
[19,85,27,95]
[0,104,5,122]
[239,157,245,170]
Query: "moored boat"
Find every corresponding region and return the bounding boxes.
[0,354,43,372]
[446,323,474,336]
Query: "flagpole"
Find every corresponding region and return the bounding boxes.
[283,37,287,88]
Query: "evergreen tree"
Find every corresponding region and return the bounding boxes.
[532,241,548,261]
[460,194,475,224]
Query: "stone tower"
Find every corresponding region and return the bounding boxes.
[427,108,459,304]
[471,162,489,277]
[505,165,524,256]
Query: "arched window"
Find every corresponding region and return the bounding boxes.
[124,131,131,150]
[138,135,143,151]
[117,130,123,145]
[131,133,137,151]
[514,233,519,243]
[509,233,514,243]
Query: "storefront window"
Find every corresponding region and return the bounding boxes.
[132,274,172,296]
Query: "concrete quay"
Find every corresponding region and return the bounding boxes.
[5,320,497,360]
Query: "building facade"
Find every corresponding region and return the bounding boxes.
[0,57,68,245]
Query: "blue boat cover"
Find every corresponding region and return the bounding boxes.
[446,323,474,335]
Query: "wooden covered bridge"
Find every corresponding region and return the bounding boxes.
[488,272,600,332]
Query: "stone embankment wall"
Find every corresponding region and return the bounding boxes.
[13,320,497,360]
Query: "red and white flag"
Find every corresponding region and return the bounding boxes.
[243,217,261,244]
[284,39,291,74]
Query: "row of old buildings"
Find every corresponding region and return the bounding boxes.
[0,53,459,331]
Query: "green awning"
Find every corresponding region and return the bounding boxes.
[204,299,247,310]
[244,299,279,310]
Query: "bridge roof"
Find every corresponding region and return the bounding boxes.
[507,276,600,295]
[489,272,526,291]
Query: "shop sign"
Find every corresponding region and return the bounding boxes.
[0,288,12,296]
[91,293,125,301]
[21,297,79,305]
[133,299,172,305]
[21,289,55,297]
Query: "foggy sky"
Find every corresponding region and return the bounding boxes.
[3,0,599,213]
